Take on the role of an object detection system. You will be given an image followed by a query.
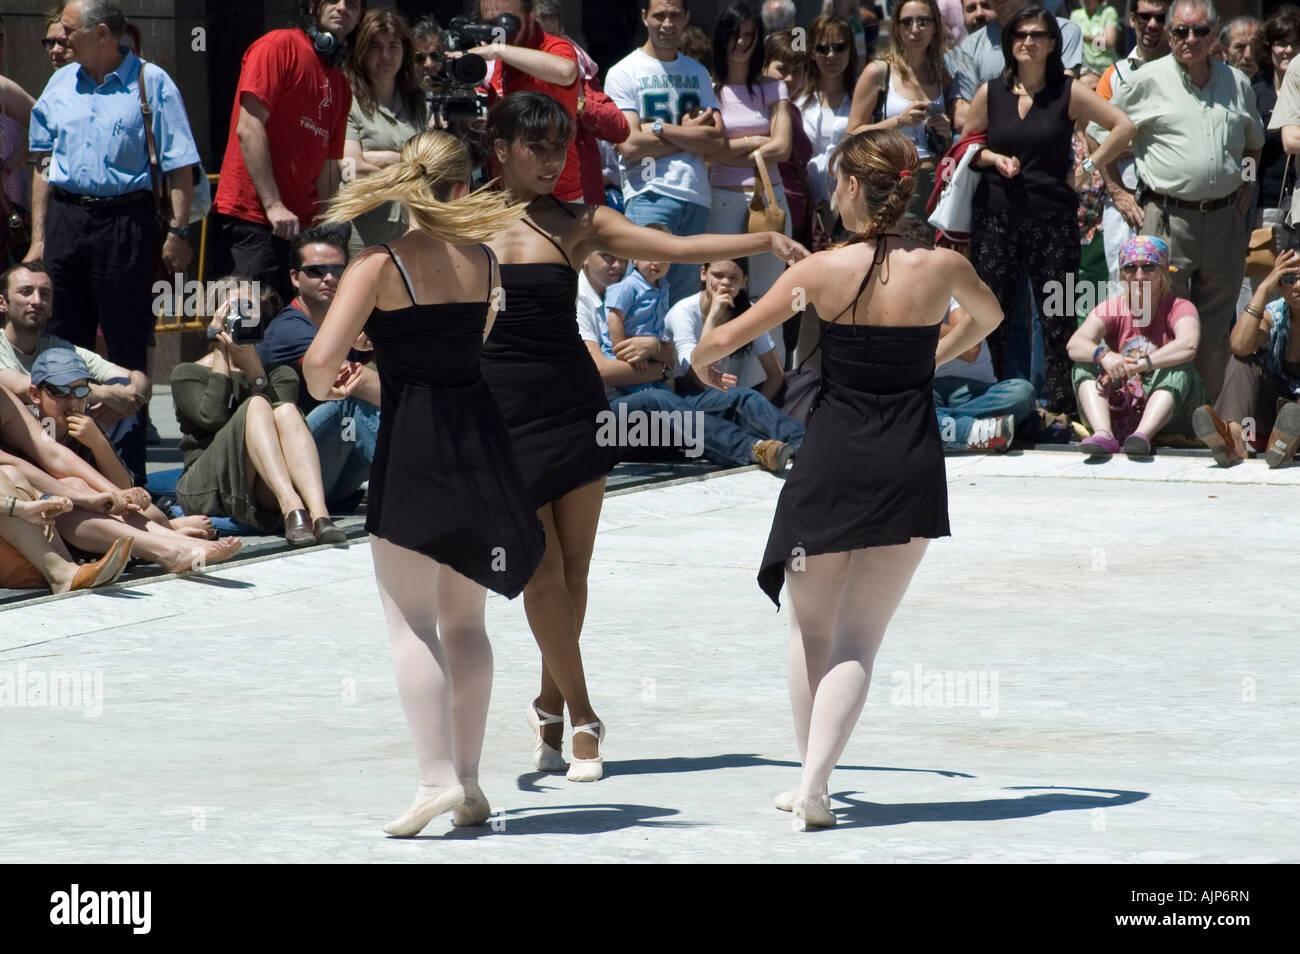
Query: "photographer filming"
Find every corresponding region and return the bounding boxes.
[463,0,583,201]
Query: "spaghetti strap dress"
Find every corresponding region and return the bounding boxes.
[758,238,951,607]
[364,244,545,598]
[479,198,619,508]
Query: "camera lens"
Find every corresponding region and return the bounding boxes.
[446,52,487,86]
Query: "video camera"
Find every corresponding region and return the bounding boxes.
[427,14,522,128]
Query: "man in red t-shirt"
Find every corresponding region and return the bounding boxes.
[212,0,363,301]
[474,0,582,202]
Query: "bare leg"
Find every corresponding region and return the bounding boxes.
[57,509,240,573]
[271,403,331,522]
[0,468,78,592]
[1076,381,1113,436]
[1134,389,1175,437]
[525,479,605,759]
[242,396,304,516]
[784,552,848,764]
[795,540,929,801]
[371,536,493,809]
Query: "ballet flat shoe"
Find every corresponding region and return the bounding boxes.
[792,795,836,831]
[774,790,832,814]
[526,700,567,773]
[69,538,132,591]
[566,720,605,782]
[452,780,491,827]
[383,784,465,838]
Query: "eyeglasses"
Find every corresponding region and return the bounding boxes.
[40,382,91,399]
[413,51,442,65]
[1170,24,1212,39]
[299,264,346,279]
[814,42,849,54]
[1133,12,1167,25]
[41,37,69,49]
[899,16,934,28]
[1274,39,1298,50]
[1120,262,1160,274]
[1012,29,1052,41]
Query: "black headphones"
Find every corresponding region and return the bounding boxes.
[304,21,345,68]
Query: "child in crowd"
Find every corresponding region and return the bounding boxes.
[604,223,672,352]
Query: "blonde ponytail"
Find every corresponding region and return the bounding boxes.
[322,131,528,243]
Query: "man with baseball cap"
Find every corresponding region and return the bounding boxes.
[27,349,134,488]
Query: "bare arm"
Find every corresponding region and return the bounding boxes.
[1146,313,1199,368]
[1283,125,1300,155]
[616,109,676,162]
[1069,81,1136,173]
[0,78,34,178]
[847,61,886,133]
[473,43,579,87]
[236,94,299,238]
[582,204,807,269]
[25,152,51,261]
[583,340,668,387]
[304,251,385,401]
[934,253,1003,366]
[656,108,727,157]
[756,348,784,401]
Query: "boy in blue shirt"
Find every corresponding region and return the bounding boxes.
[604,224,672,351]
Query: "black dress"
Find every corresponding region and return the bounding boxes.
[364,244,545,599]
[758,240,951,607]
[479,201,619,509]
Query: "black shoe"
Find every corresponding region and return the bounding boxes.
[312,517,347,545]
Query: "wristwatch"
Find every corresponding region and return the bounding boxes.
[252,376,267,389]
[1081,156,1096,175]
[651,119,664,137]
[660,362,672,380]
[168,225,190,239]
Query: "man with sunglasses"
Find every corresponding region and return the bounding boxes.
[1105,0,1264,403]
[0,262,151,486]
[947,0,1084,133]
[411,16,444,93]
[1090,0,1172,284]
[256,227,377,511]
[25,349,132,483]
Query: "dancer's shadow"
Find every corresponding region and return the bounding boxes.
[430,802,692,839]
[517,755,974,792]
[826,785,1148,830]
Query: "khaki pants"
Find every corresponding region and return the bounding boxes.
[1140,200,1246,402]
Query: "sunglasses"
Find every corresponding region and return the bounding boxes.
[1282,273,1300,286]
[1133,11,1167,24]
[40,382,91,399]
[1171,24,1212,39]
[900,16,934,28]
[814,42,850,54]
[299,264,346,279]
[413,51,442,65]
[1120,262,1161,273]
[41,37,69,49]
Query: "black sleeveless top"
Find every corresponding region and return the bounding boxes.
[976,77,1076,214]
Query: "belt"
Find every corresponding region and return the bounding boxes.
[1143,189,1236,212]
[52,188,153,210]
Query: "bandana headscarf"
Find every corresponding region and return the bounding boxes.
[1119,236,1170,269]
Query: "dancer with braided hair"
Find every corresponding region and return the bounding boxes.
[691,129,1004,831]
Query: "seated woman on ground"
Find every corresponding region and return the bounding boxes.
[1065,237,1205,460]
[0,471,132,593]
[665,258,787,400]
[171,282,346,548]
[1194,249,1300,468]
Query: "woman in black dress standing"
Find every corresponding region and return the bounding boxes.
[479,93,808,782]
[304,131,546,837]
[691,129,1003,830]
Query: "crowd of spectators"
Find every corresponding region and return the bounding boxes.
[4,0,1300,595]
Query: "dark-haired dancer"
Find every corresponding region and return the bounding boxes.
[305,131,546,837]
[480,91,808,782]
[692,129,1003,830]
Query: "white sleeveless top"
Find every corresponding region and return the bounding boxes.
[883,71,945,161]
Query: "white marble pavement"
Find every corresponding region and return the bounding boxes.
[0,454,1296,863]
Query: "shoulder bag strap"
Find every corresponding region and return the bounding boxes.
[136,60,170,223]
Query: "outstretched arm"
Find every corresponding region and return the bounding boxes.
[582,205,808,269]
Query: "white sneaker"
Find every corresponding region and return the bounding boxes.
[965,415,1014,453]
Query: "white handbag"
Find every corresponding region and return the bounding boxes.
[928,144,982,235]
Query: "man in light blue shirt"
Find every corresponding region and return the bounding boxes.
[948,0,1084,131]
[26,0,198,380]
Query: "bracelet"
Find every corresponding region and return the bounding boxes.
[1143,354,1154,370]
[1243,302,1263,319]
[6,495,15,517]
[1093,343,1111,364]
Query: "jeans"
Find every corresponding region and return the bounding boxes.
[610,384,804,466]
[623,191,712,305]
[933,376,1038,448]
[306,397,379,507]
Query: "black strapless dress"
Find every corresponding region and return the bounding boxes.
[364,262,545,599]
[480,261,619,508]
[758,321,951,607]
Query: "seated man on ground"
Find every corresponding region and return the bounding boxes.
[665,259,786,400]
[255,228,378,510]
[577,249,804,473]
[1194,249,1300,468]
[1066,237,1204,460]
[936,299,1037,453]
[0,262,151,485]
